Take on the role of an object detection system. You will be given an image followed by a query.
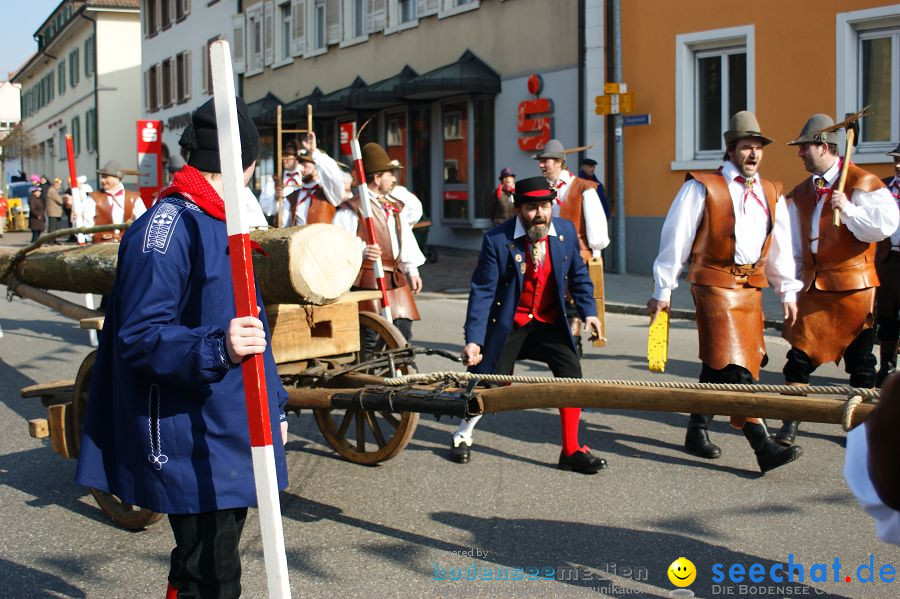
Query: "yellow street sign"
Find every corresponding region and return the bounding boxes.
[594,90,635,115]
[604,82,628,94]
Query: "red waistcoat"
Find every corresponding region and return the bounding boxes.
[514,238,560,328]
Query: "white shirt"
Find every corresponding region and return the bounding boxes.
[652,161,801,304]
[259,169,301,217]
[390,185,423,225]
[332,187,426,277]
[278,149,345,227]
[886,176,900,250]
[241,187,269,231]
[789,159,899,258]
[81,183,146,228]
[845,425,900,546]
[549,170,610,257]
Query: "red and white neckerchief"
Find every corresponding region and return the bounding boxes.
[295,184,319,205]
[890,178,900,201]
[106,188,124,208]
[378,196,402,220]
[733,175,768,215]
[284,171,300,187]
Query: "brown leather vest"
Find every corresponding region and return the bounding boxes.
[558,176,598,263]
[685,171,779,289]
[789,164,885,291]
[285,186,336,226]
[344,193,405,283]
[90,189,141,243]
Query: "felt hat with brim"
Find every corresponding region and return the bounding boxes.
[499,167,515,180]
[581,158,598,166]
[888,142,900,157]
[724,111,773,146]
[513,176,557,206]
[788,113,835,146]
[297,148,316,164]
[533,139,566,160]
[282,142,299,160]
[97,160,123,179]
[362,143,395,177]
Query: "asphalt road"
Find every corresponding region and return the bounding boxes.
[1,290,899,599]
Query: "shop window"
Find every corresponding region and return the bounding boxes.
[473,96,494,220]
[441,99,468,220]
[410,105,431,219]
[385,111,407,186]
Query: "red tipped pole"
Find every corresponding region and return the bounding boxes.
[209,40,291,599]
[349,139,392,321]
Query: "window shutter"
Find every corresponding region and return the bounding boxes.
[183,0,191,17]
[264,0,275,66]
[368,0,385,32]
[201,45,209,93]
[185,50,191,99]
[169,0,177,24]
[232,13,246,73]
[326,0,340,44]
[417,0,438,17]
[291,0,305,56]
[144,69,150,111]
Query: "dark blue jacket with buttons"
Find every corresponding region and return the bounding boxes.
[75,196,288,515]
[464,217,597,374]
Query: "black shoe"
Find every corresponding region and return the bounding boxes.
[774,420,800,446]
[558,449,607,474]
[450,438,471,464]
[756,440,803,473]
[684,426,721,459]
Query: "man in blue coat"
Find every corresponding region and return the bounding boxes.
[76,96,288,599]
[450,176,606,474]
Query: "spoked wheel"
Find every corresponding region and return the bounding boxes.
[313,311,419,465]
[71,351,164,530]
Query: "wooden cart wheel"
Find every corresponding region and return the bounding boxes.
[71,350,164,530]
[313,311,419,465]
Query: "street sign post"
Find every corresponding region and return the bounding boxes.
[623,114,651,127]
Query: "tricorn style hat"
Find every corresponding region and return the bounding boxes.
[533,139,566,161]
[788,113,835,146]
[723,111,773,146]
[97,160,123,179]
[887,142,900,158]
[513,176,557,206]
[498,167,516,180]
[361,143,395,177]
[179,96,260,173]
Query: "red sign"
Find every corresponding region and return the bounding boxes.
[518,74,554,152]
[339,121,357,157]
[443,190,469,201]
[137,120,163,209]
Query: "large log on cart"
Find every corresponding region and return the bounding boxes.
[0,223,362,305]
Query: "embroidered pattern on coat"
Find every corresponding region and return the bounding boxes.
[143,201,184,255]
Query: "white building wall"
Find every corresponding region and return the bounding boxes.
[141,1,240,158]
[0,81,22,124]
[96,13,143,182]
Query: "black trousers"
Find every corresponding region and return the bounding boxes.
[783,328,877,388]
[362,317,412,356]
[495,321,581,378]
[168,507,247,599]
[689,364,754,429]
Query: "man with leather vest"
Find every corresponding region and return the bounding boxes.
[536,139,610,354]
[874,142,900,386]
[85,161,146,243]
[647,111,803,473]
[777,116,899,446]
[281,132,344,227]
[333,142,425,343]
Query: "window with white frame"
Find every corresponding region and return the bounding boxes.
[386,0,415,32]
[837,7,900,161]
[311,0,326,52]
[246,6,265,74]
[278,1,292,62]
[438,0,478,19]
[672,25,754,169]
[343,0,366,43]
[162,58,173,107]
[176,50,190,103]
[399,0,415,23]
[175,0,190,21]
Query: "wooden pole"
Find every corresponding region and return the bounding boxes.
[12,283,104,322]
[306,104,313,138]
[275,105,284,229]
[833,128,856,227]
[210,39,291,599]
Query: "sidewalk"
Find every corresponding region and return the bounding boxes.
[419,246,789,330]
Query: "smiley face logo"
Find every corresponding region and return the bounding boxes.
[667,557,696,587]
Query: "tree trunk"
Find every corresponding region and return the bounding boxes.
[0,224,362,305]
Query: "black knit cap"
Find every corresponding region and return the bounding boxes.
[513,176,557,206]
[179,96,260,173]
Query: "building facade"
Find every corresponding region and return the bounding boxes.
[140,0,242,163]
[618,0,900,273]
[238,0,606,250]
[12,0,141,188]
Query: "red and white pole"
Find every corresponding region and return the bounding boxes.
[209,40,291,599]
[64,133,98,347]
[349,139,392,321]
